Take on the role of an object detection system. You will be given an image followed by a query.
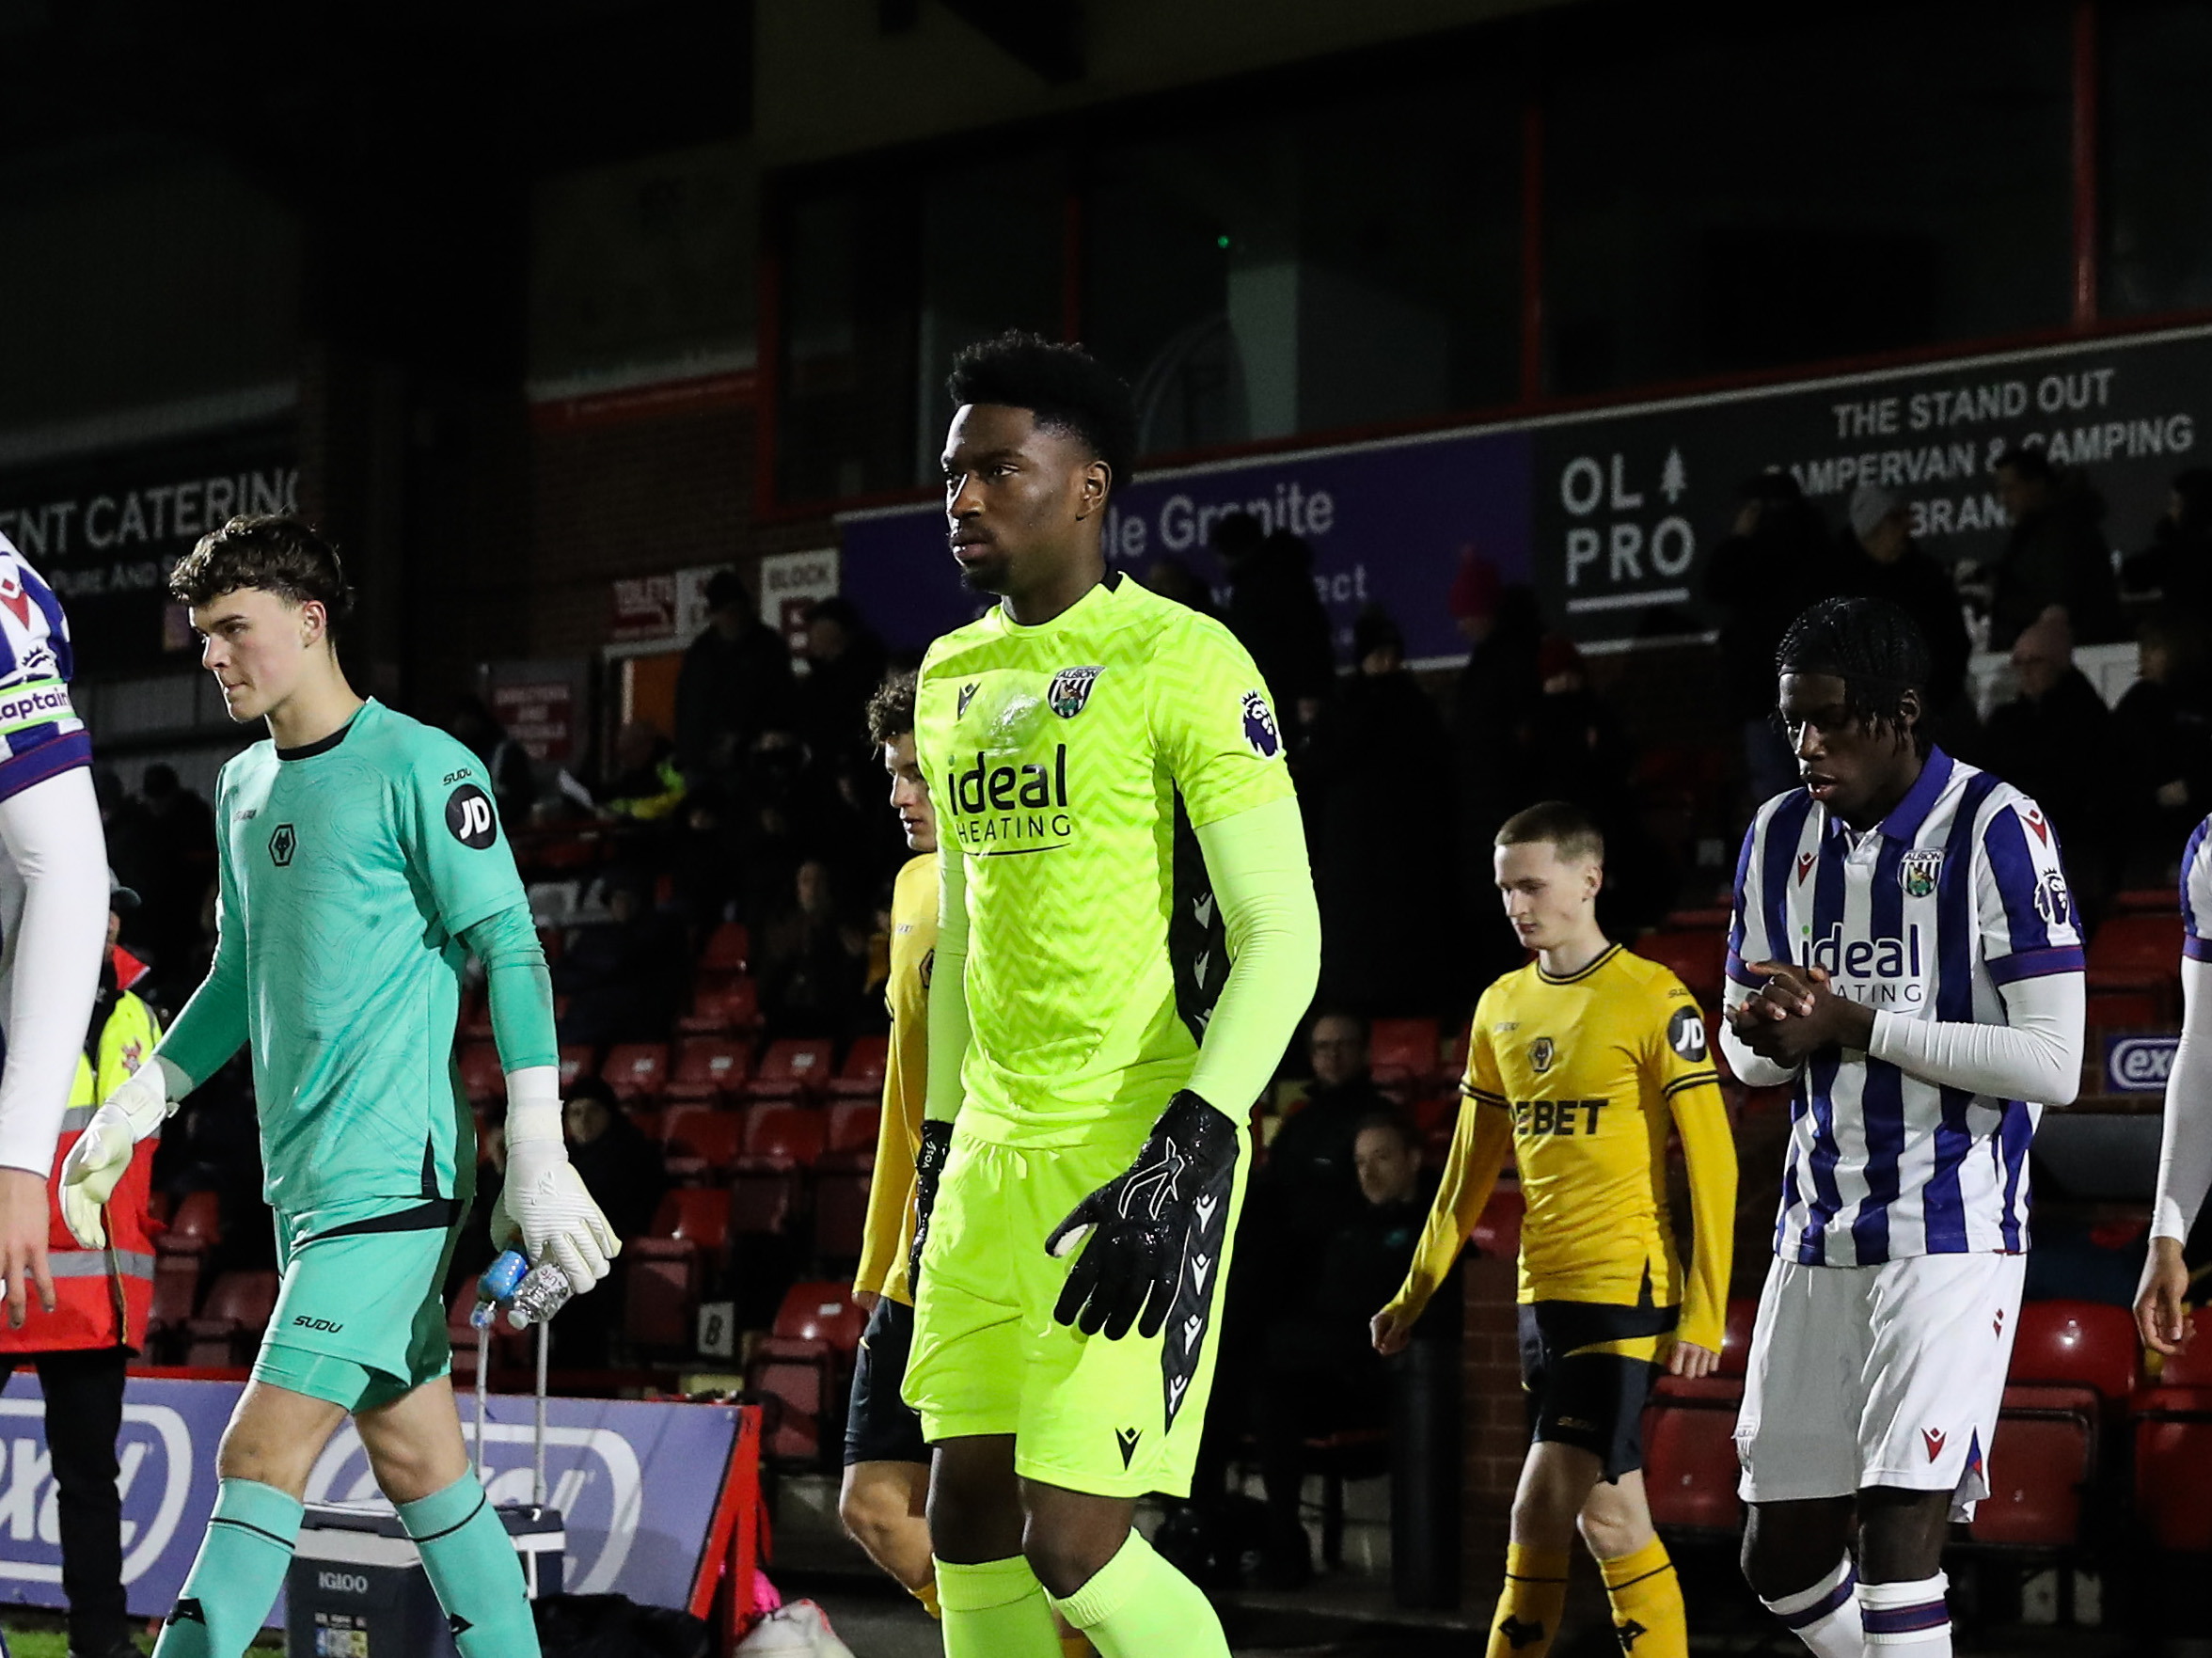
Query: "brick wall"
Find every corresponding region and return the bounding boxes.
[1460,1249,1523,1599]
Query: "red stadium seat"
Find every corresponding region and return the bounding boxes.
[678,977,763,1036]
[159,1191,223,1258]
[743,1039,835,1102]
[741,1106,828,1170]
[829,1034,891,1098]
[146,1255,203,1358]
[601,1042,670,1103]
[1641,1398,1742,1532]
[1968,1301,2137,1551]
[2085,912,2183,995]
[459,989,493,1043]
[2084,990,2159,1030]
[558,1045,597,1091]
[1971,1414,2092,1547]
[646,1186,734,1250]
[664,1037,752,1104]
[624,1188,733,1352]
[2129,1313,2212,1552]
[1637,930,1726,1005]
[1470,1185,1524,1262]
[773,1282,868,1353]
[1369,1018,1440,1094]
[700,922,751,975]
[184,1271,281,1367]
[662,1106,747,1183]
[2111,888,2182,914]
[824,1101,882,1159]
[749,1284,869,1465]
[456,1041,505,1105]
[812,1168,873,1261]
[2007,1300,2138,1403]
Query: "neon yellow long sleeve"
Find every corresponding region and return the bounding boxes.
[1186,796,1321,1116]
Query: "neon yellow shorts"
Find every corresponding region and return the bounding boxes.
[251,1196,467,1413]
[903,1118,1248,1499]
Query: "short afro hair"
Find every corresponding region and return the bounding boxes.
[865,670,917,748]
[169,514,356,635]
[1496,799,1605,865]
[1775,596,1933,754]
[946,331,1136,496]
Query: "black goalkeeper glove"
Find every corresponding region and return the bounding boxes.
[1045,1090,1240,1344]
[906,1119,956,1295]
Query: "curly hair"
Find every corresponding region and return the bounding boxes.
[865,670,917,748]
[946,330,1136,493]
[169,514,356,634]
[1775,596,1932,754]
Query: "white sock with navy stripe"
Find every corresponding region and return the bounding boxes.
[1763,1555,1864,1657]
[1859,1571,1950,1651]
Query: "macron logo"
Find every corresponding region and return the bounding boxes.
[1922,1427,1947,1461]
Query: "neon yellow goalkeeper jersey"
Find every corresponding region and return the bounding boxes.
[914,574,1296,1145]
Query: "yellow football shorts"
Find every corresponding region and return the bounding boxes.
[904,1116,1249,1499]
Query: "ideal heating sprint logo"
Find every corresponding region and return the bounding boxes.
[944,744,1076,855]
[1798,923,1931,1006]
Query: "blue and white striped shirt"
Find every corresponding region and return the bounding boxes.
[2183,816,2212,957]
[0,533,88,804]
[1728,748,2083,1266]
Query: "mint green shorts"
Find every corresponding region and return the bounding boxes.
[251,1195,468,1413]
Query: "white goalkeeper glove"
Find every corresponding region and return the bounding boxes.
[497,1089,620,1296]
[59,1059,177,1250]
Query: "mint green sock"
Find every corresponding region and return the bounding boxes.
[399,1472,543,1658]
[153,1478,304,1658]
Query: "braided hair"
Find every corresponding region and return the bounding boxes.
[1774,596,1934,755]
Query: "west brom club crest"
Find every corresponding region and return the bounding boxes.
[1048,665,1102,718]
[1899,847,1943,899]
[1240,689,1281,758]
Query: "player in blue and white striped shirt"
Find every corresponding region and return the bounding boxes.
[1722,597,2085,1658]
[0,531,110,1327]
[2139,817,2212,1354]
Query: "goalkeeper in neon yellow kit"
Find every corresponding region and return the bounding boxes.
[905,332,1321,1658]
[59,514,616,1658]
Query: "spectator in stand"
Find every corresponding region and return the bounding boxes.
[0,875,162,1658]
[1983,605,2119,918]
[1989,445,2125,648]
[450,694,536,828]
[2112,609,2212,884]
[1449,550,1542,987]
[1217,513,1337,719]
[556,1075,667,1368]
[2123,466,2212,625]
[1525,636,1668,935]
[795,597,889,766]
[1705,470,1837,804]
[757,857,869,1039]
[1248,1111,1433,1587]
[135,762,217,985]
[1259,1014,1398,1260]
[1143,556,1217,620]
[674,568,794,779]
[1837,485,1973,730]
[597,720,687,823]
[552,872,688,1044]
[1309,608,1455,1013]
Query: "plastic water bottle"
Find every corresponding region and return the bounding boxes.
[506,1260,575,1329]
[470,1248,529,1329]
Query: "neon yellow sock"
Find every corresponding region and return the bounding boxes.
[1488,1542,1570,1658]
[1048,1529,1228,1658]
[935,1555,1059,1658]
[1600,1536,1686,1658]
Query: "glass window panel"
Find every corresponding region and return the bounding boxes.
[1544,3,2072,395]
[2104,1,2212,316]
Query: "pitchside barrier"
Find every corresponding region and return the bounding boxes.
[0,1374,765,1641]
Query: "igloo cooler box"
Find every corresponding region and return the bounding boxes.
[284,1501,563,1657]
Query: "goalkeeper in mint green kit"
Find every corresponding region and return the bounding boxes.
[59,514,617,1658]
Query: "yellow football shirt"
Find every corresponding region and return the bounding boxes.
[856,852,937,1306]
[1387,943,1736,1353]
[913,575,1294,1145]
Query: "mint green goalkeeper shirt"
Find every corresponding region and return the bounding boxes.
[162,700,535,1216]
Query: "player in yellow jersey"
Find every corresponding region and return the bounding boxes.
[905,332,1320,1658]
[839,671,941,1616]
[1375,801,1737,1658]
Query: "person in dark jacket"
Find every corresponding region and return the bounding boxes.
[2112,608,2212,883]
[2123,466,2212,629]
[1449,552,1541,987]
[1308,608,1454,1012]
[557,1077,669,1366]
[450,695,537,828]
[553,874,689,1043]
[1259,1014,1399,1261]
[1983,606,2119,918]
[1216,513,1336,716]
[1703,471,1837,803]
[1989,446,2125,648]
[1838,485,1972,713]
[793,597,889,766]
[674,569,795,778]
